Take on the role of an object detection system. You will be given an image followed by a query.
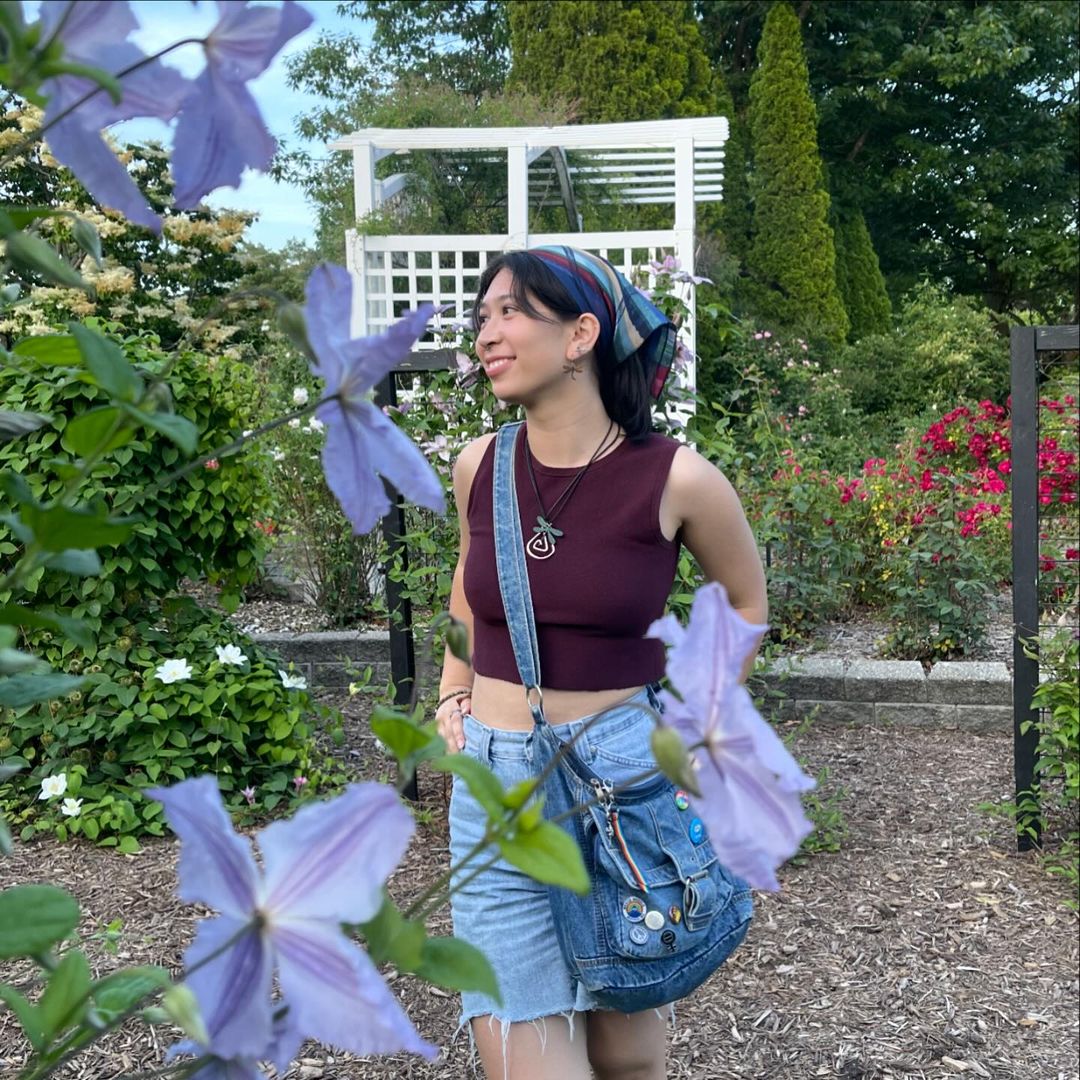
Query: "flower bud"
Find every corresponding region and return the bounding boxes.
[162,984,209,1046]
[276,302,316,362]
[445,619,470,663]
[650,725,700,797]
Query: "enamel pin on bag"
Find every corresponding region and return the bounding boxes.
[492,422,753,1012]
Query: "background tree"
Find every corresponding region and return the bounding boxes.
[745,2,848,345]
[832,209,892,341]
[507,0,717,121]
[698,0,1080,321]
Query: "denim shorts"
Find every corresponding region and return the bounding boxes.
[449,686,663,1026]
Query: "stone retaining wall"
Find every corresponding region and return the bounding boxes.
[253,632,1013,732]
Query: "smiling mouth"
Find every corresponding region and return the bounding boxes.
[484,358,513,377]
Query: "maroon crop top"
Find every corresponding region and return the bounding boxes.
[464,426,682,690]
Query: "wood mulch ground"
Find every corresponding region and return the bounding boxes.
[2,696,1077,1080]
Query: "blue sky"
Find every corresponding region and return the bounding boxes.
[26,1,371,249]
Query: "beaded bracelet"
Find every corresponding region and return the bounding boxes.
[436,687,472,710]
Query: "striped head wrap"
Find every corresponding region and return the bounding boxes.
[531,245,678,400]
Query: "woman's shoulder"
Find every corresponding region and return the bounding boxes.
[452,431,498,497]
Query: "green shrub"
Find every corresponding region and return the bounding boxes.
[838,282,1007,421]
[0,597,342,848]
[0,327,274,619]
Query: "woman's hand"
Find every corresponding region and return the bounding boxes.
[436,693,471,753]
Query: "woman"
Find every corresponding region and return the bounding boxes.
[436,246,767,1080]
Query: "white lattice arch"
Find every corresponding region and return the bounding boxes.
[330,117,729,401]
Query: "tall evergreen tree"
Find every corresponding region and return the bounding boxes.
[745,2,848,345]
[833,210,892,341]
[508,0,717,122]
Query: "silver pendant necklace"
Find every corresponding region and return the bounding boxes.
[522,420,617,560]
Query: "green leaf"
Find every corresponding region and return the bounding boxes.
[12,334,81,366]
[45,549,102,576]
[370,707,442,764]
[357,892,427,971]
[38,949,91,1044]
[0,206,61,233]
[120,403,198,455]
[91,966,171,1025]
[70,323,142,402]
[70,217,103,270]
[429,753,504,820]
[23,502,136,551]
[0,885,80,958]
[498,821,589,895]
[0,981,44,1050]
[415,936,501,1001]
[0,604,92,648]
[0,671,86,708]
[4,231,88,291]
[0,816,12,857]
[61,406,135,457]
[0,410,52,441]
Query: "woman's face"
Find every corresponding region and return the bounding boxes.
[474,267,578,402]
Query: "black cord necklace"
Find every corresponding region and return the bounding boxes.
[522,420,617,560]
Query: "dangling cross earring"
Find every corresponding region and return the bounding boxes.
[563,346,585,380]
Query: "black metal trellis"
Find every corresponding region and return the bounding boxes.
[373,349,460,801]
[1009,324,1079,851]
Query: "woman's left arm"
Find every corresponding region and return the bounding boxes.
[663,445,769,681]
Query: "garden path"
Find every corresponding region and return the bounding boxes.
[1,702,1076,1080]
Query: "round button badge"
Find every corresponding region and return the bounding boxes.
[674,790,690,811]
[622,897,646,923]
[629,925,649,945]
[644,909,665,931]
[688,817,705,845]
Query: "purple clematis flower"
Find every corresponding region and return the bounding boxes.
[171,1,313,208]
[148,775,435,1072]
[648,583,816,892]
[303,263,446,534]
[37,0,193,231]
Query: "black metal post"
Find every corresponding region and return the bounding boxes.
[373,372,419,801]
[1010,327,1041,849]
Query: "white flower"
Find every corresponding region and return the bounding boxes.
[156,658,193,684]
[215,644,248,666]
[39,774,68,799]
[279,669,308,690]
[305,417,325,434]
[242,428,254,438]
[287,418,301,429]
[272,448,286,461]
[61,797,83,818]
[292,386,309,406]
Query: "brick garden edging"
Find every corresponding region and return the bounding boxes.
[254,631,1013,733]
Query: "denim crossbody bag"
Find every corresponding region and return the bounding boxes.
[492,422,753,1012]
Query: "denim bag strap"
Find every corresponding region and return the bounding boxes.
[492,422,546,726]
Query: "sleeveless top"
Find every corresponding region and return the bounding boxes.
[464,425,682,690]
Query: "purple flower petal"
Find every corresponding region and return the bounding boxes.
[147,776,258,916]
[37,0,192,231]
[259,782,413,923]
[189,1056,268,1080]
[182,915,272,1060]
[171,69,276,208]
[317,405,395,534]
[171,1,312,208]
[273,920,436,1060]
[44,114,164,232]
[648,583,814,892]
[205,0,313,82]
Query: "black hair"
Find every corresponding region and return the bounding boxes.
[473,251,653,440]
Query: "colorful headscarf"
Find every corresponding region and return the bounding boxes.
[531,245,678,400]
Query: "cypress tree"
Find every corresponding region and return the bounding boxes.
[745,2,848,345]
[508,1,716,122]
[833,210,892,341]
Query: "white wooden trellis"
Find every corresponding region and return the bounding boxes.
[329,117,730,404]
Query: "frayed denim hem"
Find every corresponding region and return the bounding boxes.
[453,1004,674,1080]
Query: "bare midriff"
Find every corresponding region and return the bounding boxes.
[470,672,646,730]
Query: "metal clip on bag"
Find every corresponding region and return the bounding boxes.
[492,422,753,1013]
